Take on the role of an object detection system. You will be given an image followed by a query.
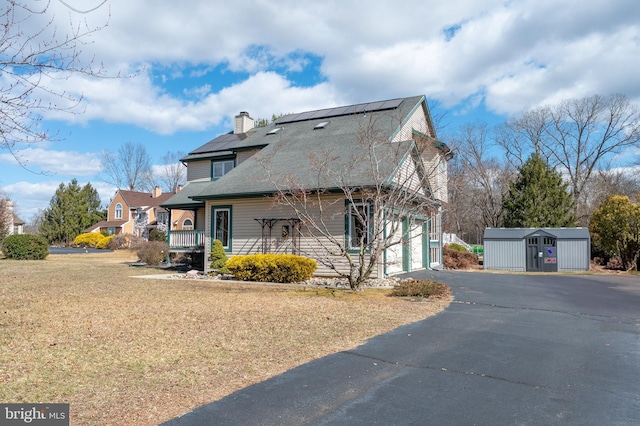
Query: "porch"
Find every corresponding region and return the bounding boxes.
[168,229,205,252]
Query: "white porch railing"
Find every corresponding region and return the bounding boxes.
[442,233,472,251]
[169,230,205,249]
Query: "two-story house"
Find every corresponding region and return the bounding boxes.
[161,95,452,276]
[87,187,192,239]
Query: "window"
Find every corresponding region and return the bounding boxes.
[115,203,123,219]
[107,227,116,235]
[348,202,371,249]
[182,218,193,230]
[212,207,231,250]
[212,160,235,179]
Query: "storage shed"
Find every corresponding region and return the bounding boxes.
[483,228,590,272]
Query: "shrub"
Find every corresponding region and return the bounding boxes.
[1,234,49,260]
[96,235,115,249]
[210,239,229,273]
[148,229,167,242]
[443,245,479,269]
[226,254,317,283]
[107,234,129,250]
[74,232,104,248]
[389,279,451,298]
[447,243,468,252]
[136,241,169,265]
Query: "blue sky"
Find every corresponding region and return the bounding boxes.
[1,0,639,220]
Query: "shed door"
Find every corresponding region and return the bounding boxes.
[541,236,557,272]
[526,236,558,272]
[526,237,540,272]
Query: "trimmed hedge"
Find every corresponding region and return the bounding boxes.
[443,245,479,269]
[2,234,49,260]
[226,254,317,283]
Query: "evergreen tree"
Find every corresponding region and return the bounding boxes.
[40,180,105,244]
[502,153,575,227]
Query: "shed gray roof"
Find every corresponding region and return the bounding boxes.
[188,96,429,200]
[483,228,591,240]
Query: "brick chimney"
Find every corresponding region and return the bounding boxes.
[152,186,162,198]
[234,111,254,134]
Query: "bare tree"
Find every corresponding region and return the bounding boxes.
[445,122,513,242]
[0,1,110,163]
[259,114,444,289]
[100,142,152,191]
[154,151,187,192]
[496,94,640,223]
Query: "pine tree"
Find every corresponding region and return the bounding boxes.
[502,153,575,227]
[40,179,105,244]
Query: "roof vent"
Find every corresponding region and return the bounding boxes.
[314,121,329,129]
[267,127,283,135]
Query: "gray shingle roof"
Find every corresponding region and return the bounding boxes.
[160,181,209,208]
[188,96,426,200]
[160,95,434,206]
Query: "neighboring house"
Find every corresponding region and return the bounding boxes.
[87,187,192,239]
[1,200,25,236]
[161,95,452,276]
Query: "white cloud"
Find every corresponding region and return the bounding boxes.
[23,0,640,128]
[0,148,101,176]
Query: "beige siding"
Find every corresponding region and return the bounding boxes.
[392,155,425,195]
[392,103,431,142]
[204,195,386,278]
[187,160,210,182]
[421,144,448,202]
[236,149,259,165]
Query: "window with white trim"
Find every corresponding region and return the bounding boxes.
[182,218,193,230]
[115,203,123,219]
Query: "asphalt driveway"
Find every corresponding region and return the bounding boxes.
[163,271,640,425]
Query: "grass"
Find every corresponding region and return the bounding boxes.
[0,251,451,425]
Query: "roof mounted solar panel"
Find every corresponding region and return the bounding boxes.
[275,97,405,125]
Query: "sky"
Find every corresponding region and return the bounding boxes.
[1,0,639,220]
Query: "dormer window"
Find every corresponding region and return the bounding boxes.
[212,159,235,180]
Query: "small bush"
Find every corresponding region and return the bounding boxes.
[389,279,451,298]
[107,234,129,250]
[2,234,49,260]
[444,245,479,269]
[447,243,468,252]
[209,239,229,274]
[226,254,317,283]
[74,232,104,248]
[148,229,167,242]
[96,235,115,249]
[137,241,169,265]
